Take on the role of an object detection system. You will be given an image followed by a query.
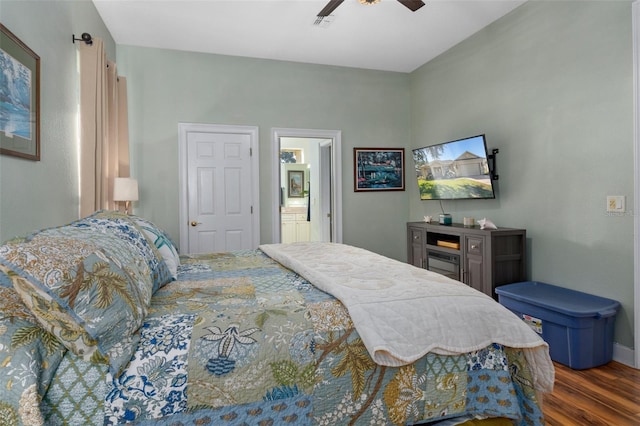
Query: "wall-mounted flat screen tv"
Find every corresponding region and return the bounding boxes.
[412,134,496,200]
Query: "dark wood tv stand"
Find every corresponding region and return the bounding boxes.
[407,221,526,298]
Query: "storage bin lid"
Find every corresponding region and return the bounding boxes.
[495,281,620,318]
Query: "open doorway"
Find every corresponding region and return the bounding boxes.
[271,128,342,244]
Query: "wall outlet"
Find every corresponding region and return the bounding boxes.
[606,195,625,213]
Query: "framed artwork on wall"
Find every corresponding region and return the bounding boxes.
[280,149,303,164]
[0,24,40,161]
[288,170,304,198]
[354,148,405,192]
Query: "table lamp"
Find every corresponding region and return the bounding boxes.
[113,177,139,214]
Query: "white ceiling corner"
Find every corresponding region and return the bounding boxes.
[92,0,526,73]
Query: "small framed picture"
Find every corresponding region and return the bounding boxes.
[0,24,40,160]
[354,148,405,192]
[288,170,304,198]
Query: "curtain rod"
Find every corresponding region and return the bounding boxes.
[72,33,93,45]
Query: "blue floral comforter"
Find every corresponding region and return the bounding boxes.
[5,250,545,425]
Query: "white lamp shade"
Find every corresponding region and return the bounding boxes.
[113,177,139,202]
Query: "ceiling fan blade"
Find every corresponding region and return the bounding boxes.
[318,0,345,17]
[397,0,426,12]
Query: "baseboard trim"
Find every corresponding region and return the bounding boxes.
[613,343,636,368]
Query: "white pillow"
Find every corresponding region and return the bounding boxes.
[134,217,180,280]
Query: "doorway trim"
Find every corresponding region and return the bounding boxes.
[633,0,639,369]
[178,122,260,253]
[271,128,342,244]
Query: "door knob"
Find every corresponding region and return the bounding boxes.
[190,221,201,227]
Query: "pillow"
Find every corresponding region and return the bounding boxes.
[0,283,67,425]
[0,215,155,375]
[132,215,180,282]
[80,211,174,292]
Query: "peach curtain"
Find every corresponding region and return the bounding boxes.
[79,38,130,216]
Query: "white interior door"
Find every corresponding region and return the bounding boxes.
[319,140,332,241]
[179,123,259,254]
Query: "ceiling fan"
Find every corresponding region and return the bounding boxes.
[315,0,426,25]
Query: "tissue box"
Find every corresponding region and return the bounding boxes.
[439,214,452,225]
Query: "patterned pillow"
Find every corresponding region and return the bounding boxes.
[0,284,67,425]
[132,215,180,283]
[0,213,157,374]
[82,211,174,291]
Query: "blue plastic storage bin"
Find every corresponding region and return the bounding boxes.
[495,281,620,369]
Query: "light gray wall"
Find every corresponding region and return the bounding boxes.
[116,46,411,261]
[409,1,634,347]
[0,0,115,242]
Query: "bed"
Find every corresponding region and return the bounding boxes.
[0,211,554,425]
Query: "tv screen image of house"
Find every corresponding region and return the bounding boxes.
[412,135,496,200]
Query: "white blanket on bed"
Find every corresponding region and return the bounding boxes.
[260,242,554,392]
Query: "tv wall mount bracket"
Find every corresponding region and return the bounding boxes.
[488,148,499,180]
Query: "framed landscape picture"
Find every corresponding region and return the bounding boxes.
[354,148,405,192]
[288,170,304,198]
[0,24,40,160]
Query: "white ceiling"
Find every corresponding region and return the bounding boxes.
[92,0,526,73]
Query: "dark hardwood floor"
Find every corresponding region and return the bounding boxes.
[542,361,640,425]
